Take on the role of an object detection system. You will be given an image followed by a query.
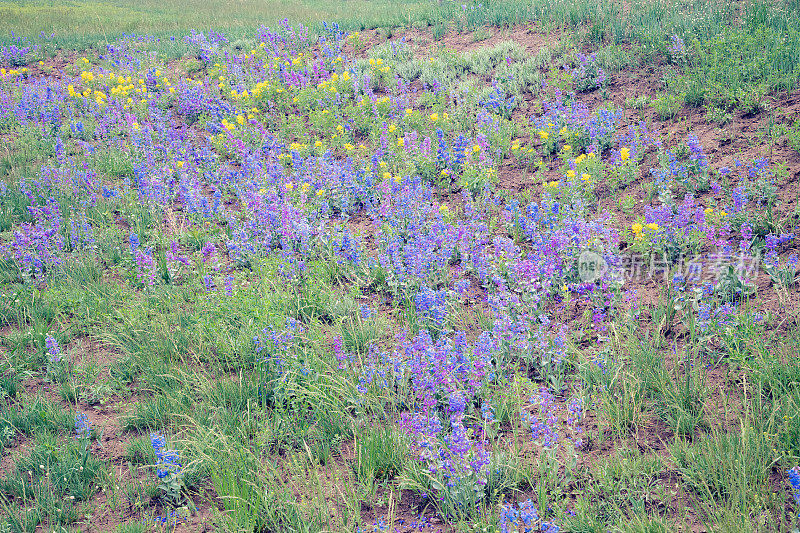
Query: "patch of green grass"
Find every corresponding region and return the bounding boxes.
[669,424,772,507]
[353,423,407,485]
[650,93,682,121]
[0,433,105,529]
[785,119,800,154]
[0,0,436,50]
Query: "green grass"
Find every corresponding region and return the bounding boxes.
[0,0,436,48]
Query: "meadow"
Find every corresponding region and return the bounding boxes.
[1,0,800,531]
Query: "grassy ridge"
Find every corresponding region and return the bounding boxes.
[3,0,800,110]
[0,0,434,46]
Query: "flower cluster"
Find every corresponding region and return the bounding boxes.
[150,432,183,504]
[414,286,449,331]
[790,466,800,506]
[75,413,91,440]
[570,53,605,93]
[499,500,559,533]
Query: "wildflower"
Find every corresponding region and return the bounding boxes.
[150,433,182,480]
[645,222,659,231]
[538,130,549,140]
[581,173,591,182]
[620,147,630,161]
[430,113,439,121]
[201,242,216,264]
[45,336,60,361]
[129,233,140,255]
[75,413,91,440]
[788,466,800,505]
[224,275,234,297]
[631,223,643,234]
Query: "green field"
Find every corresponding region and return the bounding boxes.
[0,0,434,46]
[1,0,800,531]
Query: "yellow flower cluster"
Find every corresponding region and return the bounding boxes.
[220,118,236,132]
[1,67,29,78]
[631,222,659,239]
[317,70,351,93]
